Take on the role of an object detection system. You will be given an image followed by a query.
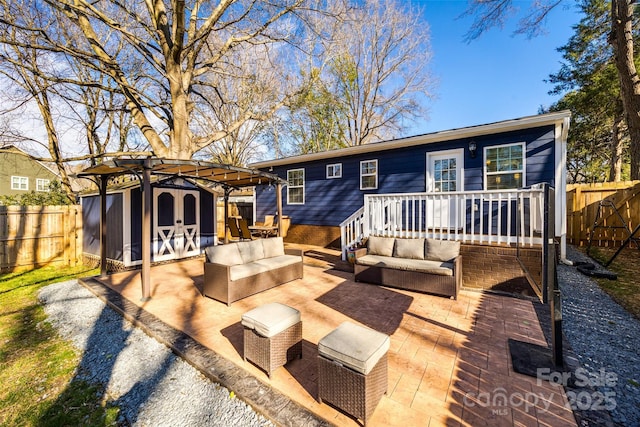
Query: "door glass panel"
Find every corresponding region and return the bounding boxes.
[183,194,196,225]
[157,193,174,226]
[433,157,457,192]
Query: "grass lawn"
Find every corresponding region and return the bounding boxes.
[0,265,120,426]
[579,246,640,320]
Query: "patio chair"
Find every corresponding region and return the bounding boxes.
[255,215,275,227]
[238,218,259,240]
[228,217,242,241]
[272,215,291,238]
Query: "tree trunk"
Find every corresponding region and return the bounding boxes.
[609,111,624,182]
[611,0,640,180]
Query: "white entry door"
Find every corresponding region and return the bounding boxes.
[426,150,463,229]
[153,188,200,262]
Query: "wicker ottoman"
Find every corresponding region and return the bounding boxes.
[241,302,302,378]
[317,322,390,426]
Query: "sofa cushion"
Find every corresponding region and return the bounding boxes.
[229,262,269,281]
[238,239,265,263]
[262,236,285,258]
[425,238,460,262]
[394,238,425,260]
[241,302,301,338]
[367,235,395,257]
[254,255,301,272]
[229,255,301,281]
[357,254,454,276]
[205,243,243,266]
[318,322,390,375]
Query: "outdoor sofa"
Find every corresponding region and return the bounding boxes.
[354,236,462,299]
[203,237,303,306]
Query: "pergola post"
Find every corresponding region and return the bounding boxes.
[223,188,230,244]
[141,159,152,301]
[276,182,283,237]
[99,176,108,278]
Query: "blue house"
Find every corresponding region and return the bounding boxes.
[251,111,571,294]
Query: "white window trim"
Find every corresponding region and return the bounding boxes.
[36,178,50,192]
[287,168,305,205]
[425,149,464,192]
[326,163,342,179]
[360,160,378,190]
[11,176,28,191]
[483,142,526,190]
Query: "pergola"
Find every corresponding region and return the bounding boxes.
[78,157,286,300]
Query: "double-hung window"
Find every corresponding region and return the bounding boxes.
[11,176,28,191]
[287,168,305,204]
[360,160,378,190]
[326,163,342,179]
[484,143,525,190]
[36,178,50,192]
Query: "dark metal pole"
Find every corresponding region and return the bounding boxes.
[223,188,230,244]
[545,184,563,366]
[141,159,151,301]
[276,182,283,237]
[99,176,108,278]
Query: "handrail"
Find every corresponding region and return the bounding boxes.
[339,206,366,259]
[339,188,546,259]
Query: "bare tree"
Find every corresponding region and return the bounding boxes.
[196,44,290,165]
[0,4,142,199]
[0,0,317,160]
[330,0,433,146]
[271,0,433,153]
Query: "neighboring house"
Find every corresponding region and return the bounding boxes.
[251,111,571,295]
[80,176,218,270]
[0,145,59,199]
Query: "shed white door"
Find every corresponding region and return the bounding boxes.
[426,150,463,229]
[153,188,200,262]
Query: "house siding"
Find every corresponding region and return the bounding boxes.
[0,150,59,197]
[256,125,557,226]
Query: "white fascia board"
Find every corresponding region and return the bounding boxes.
[251,110,572,168]
[556,114,571,261]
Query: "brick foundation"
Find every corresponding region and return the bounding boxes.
[285,224,342,249]
[461,244,542,297]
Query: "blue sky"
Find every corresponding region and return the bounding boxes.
[410,1,582,135]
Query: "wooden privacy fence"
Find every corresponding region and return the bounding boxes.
[566,181,640,247]
[0,205,82,273]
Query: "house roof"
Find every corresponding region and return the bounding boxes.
[250,110,571,168]
[0,144,61,178]
[77,157,287,190]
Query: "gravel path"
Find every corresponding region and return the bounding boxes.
[559,246,640,426]
[38,280,274,427]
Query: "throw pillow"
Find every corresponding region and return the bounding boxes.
[394,238,425,260]
[368,235,395,257]
[425,238,460,262]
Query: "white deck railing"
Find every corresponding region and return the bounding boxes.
[339,189,546,259]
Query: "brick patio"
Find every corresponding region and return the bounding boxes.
[79,245,578,427]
